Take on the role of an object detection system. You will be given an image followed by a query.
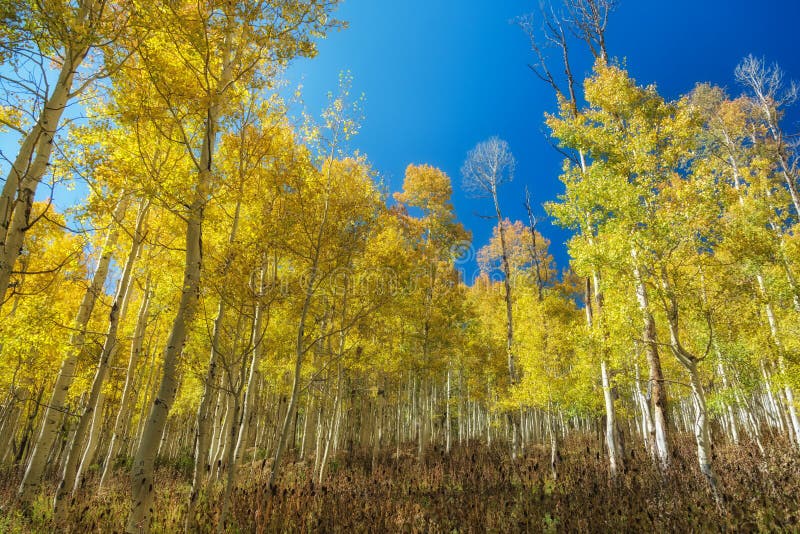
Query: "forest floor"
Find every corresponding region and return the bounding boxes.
[1,435,798,533]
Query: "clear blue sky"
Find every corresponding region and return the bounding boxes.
[285,0,800,281]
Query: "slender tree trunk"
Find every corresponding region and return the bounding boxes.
[187,198,245,528]
[660,272,718,493]
[600,360,618,477]
[100,278,152,488]
[0,388,27,465]
[55,199,148,516]
[687,363,717,490]
[232,258,270,468]
[445,368,451,454]
[585,269,622,476]
[318,365,343,484]
[268,133,339,485]
[0,44,91,306]
[125,26,233,522]
[73,392,106,490]
[17,193,130,505]
[631,250,669,467]
[218,334,253,534]
[755,274,800,445]
[126,180,205,533]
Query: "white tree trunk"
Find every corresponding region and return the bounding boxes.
[688,363,717,490]
[631,251,669,467]
[0,45,90,305]
[55,199,148,515]
[100,278,153,488]
[126,187,204,533]
[600,360,618,477]
[17,193,130,505]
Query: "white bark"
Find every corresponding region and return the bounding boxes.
[126,190,204,533]
[17,193,130,505]
[0,43,91,305]
[55,199,148,515]
[600,360,618,477]
[631,251,669,467]
[100,278,152,488]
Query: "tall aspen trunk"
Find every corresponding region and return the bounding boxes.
[735,387,765,455]
[212,393,234,481]
[0,387,27,465]
[299,394,312,460]
[191,298,226,488]
[126,176,207,534]
[212,313,247,482]
[0,43,90,306]
[728,147,800,445]
[187,194,244,527]
[55,199,149,516]
[493,197,516,385]
[491,193,521,457]
[100,278,153,488]
[318,365,343,484]
[372,383,384,470]
[634,364,655,455]
[585,268,622,477]
[600,360,618,477]
[17,387,45,468]
[716,359,740,445]
[660,272,718,493]
[233,257,270,468]
[755,274,800,445]
[217,392,241,533]
[73,392,106,489]
[687,363,717,490]
[126,21,234,523]
[218,324,255,534]
[631,250,669,467]
[445,368,451,454]
[132,336,160,457]
[269,253,318,485]
[269,126,339,486]
[760,361,786,434]
[17,193,130,505]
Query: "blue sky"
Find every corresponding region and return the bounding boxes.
[285,0,800,280]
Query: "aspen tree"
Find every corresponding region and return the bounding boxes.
[121,2,338,531]
[54,198,150,517]
[18,193,130,505]
[0,0,129,306]
[521,0,626,474]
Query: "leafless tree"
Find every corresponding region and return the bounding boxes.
[524,186,545,301]
[735,55,800,216]
[463,137,522,457]
[462,137,515,203]
[564,0,616,63]
[462,137,517,384]
[518,0,616,116]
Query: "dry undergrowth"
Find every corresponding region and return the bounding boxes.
[1,434,798,533]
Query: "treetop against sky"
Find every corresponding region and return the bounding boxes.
[284,0,800,272]
[3,0,800,275]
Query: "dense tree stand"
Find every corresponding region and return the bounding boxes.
[1,0,800,531]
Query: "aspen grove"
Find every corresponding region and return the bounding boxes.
[1,0,799,532]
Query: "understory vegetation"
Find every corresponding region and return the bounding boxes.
[2,437,799,532]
